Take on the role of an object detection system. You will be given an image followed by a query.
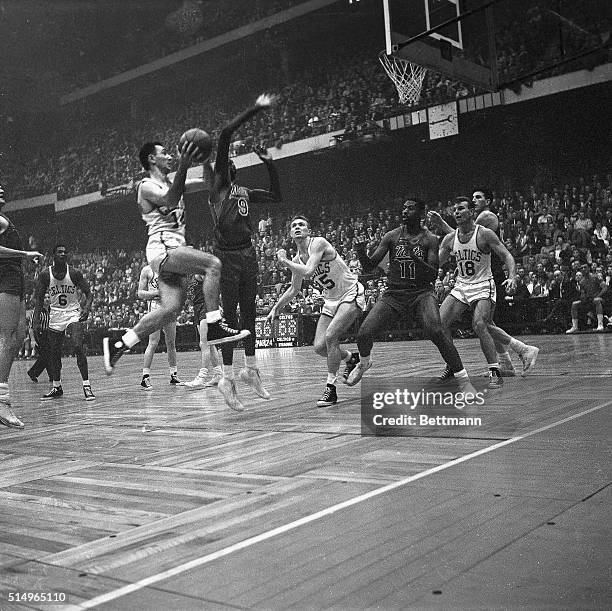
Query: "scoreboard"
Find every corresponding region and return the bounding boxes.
[255,314,301,348]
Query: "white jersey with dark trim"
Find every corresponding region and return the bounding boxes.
[452,225,492,285]
[138,176,186,240]
[48,266,80,314]
[300,238,358,300]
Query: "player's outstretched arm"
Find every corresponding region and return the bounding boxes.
[249,145,282,204]
[427,210,454,235]
[484,228,517,290]
[438,233,454,267]
[214,93,279,189]
[267,268,302,321]
[354,232,391,272]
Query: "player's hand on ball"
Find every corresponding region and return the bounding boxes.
[256,93,279,108]
[178,141,202,165]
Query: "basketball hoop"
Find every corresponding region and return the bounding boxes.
[378,51,427,105]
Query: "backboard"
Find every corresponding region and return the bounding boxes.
[382,0,498,91]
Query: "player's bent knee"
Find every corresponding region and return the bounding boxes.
[472,319,489,335]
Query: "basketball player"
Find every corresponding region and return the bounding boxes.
[103,140,248,375]
[0,184,42,428]
[33,244,95,401]
[343,199,474,390]
[438,197,518,388]
[206,93,281,411]
[181,274,223,390]
[428,189,539,376]
[268,215,365,407]
[137,264,181,390]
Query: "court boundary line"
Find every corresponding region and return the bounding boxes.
[67,401,610,610]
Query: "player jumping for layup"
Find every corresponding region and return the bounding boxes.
[104,140,248,374]
[269,215,365,406]
[344,199,473,389]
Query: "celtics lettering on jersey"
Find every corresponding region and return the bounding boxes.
[452,226,492,284]
[48,266,80,312]
[311,260,335,291]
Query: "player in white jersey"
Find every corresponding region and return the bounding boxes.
[137,265,181,390]
[268,215,365,406]
[33,244,95,401]
[428,189,539,376]
[438,198,517,388]
[103,140,249,376]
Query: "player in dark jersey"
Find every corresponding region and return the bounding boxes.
[206,93,281,411]
[0,184,42,428]
[344,199,473,389]
[428,189,539,376]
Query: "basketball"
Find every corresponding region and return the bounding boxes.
[179,128,213,161]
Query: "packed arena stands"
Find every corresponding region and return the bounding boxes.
[16,169,611,359]
[0,0,608,201]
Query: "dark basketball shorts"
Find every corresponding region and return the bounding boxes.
[215,246,259,292]
[0,269,25,299]
[381,288,434,317]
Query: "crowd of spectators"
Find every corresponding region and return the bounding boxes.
[19,172,612,348]
[1,1,608,202]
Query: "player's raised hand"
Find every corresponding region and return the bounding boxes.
[253,144,272,161]
[255,93,279,108]
[426,210,443,227]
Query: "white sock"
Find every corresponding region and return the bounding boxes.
[198,368,208,378]
[121,329,140,348]
[206,310,222,324]
[508,338,527,354]
[82,380,90,387]
[454,369,469,380]
[327,373,337,385]
[0,382,8,396]
[488,363,500,371]
[142,368,151,376]
[212,365,223,374]
[245,355,256,368]
[597,314,604,326]
[53,380,62,388]
[223,365,234,380]
[169,367,177,375]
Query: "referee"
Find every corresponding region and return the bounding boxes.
[27,305,51,383]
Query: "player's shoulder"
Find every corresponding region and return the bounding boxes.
[476,210,499,231]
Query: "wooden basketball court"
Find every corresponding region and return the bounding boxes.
[1,333,610,609]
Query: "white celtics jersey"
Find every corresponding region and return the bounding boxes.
[452,225,492,284]
[138,176,186,240]
[302,238,358,299]
[48,266,80,314]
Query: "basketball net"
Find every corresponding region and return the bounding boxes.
[378,51,427,105]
